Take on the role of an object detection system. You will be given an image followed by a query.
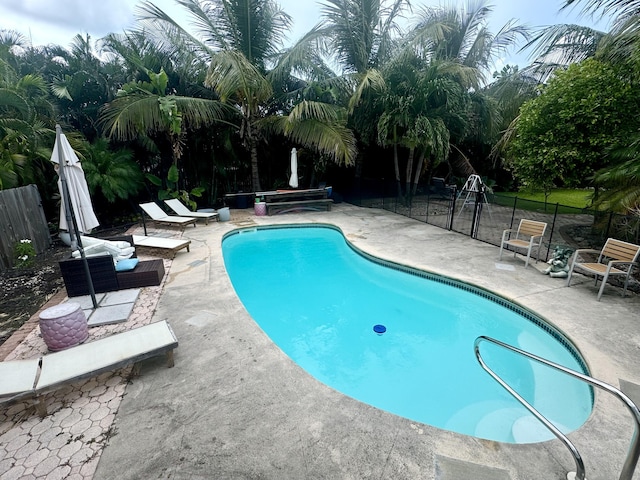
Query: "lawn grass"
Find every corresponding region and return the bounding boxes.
[493,189,593,211]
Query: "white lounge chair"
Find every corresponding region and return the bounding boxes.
[567,238,640,301]
[164,199,218,225]
[499,219,548,268]
[139,202,197,228]
[0,320,178,416]
[132,235,191,254]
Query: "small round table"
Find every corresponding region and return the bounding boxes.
[39,303,89,351]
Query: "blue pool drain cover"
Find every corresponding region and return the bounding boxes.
[373,324,386,334]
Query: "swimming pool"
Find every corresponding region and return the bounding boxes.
[222,224,593,443]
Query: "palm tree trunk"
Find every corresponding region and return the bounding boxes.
[412,150,427,196]
[250,138,261,192]
[246,121,261,192]
[405,147,415,205]
[393,126,402,198]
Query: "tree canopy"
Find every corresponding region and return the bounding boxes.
[506,58,640,191]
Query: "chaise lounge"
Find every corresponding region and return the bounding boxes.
[164,199,218,224]
[0,320,178,416]
[139,202,197,228]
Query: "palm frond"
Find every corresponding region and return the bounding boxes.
[526,24,605,66]
[286,100,346,123]
[50,75,73,101]
[348,68,385,113]
[205,50,273,105]
[269,25,335,84]
[0,88,31,119]
[285,118,357,166]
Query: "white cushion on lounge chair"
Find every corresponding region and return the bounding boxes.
[71,236,135,261]
[164,199,218,225]
[140,202,197,228]
[0,358,39,401]
[132,235,190,254]
[36,320,177,392]
[1,321,178,416]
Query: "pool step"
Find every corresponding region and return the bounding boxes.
[435,455,511,480]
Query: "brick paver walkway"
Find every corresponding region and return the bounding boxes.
[0,226,175,480]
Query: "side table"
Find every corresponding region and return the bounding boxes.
[39,303,89,351]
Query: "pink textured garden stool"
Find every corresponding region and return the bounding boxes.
[39,302,89,351]
[254,201,267,216]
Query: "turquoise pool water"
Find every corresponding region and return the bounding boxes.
[222,225,593,443]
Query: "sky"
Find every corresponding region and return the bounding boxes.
[0,0,612,69]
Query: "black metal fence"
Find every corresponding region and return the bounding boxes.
[344,178,640,263]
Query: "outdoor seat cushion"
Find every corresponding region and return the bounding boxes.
[115,258,139,272]
[71,237,135,261]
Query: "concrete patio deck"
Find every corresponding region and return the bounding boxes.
[99,204,640,480]
[2,203,640,479]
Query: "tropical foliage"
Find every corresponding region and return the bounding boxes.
[507,59,640,193]
[1,0,640,220]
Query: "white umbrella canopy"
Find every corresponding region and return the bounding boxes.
[289,147,299,189]
[51,125,100,308]
[50,131,99,235]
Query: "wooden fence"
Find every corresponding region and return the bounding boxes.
[0,185,52,271]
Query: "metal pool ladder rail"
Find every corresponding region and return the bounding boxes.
[474,335,640,480]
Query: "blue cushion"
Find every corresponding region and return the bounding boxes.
[115,258,139,272]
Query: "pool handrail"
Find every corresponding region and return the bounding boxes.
[474,335,640,480]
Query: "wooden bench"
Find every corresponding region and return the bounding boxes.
[499,219,548,268]
[567,238,640,301]
[259,188,328,202]
[266,198,333,215]
[257,188,333,216]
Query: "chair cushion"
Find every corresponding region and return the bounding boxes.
[115,258,139,272]
[71,243,108,258]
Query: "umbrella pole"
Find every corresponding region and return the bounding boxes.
[56,125,98,309]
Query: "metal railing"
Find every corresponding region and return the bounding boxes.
[474,335,640,480]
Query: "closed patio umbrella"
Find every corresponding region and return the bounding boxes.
[50,130,99,238]
[289,148,299,189]
[51,124,99,308]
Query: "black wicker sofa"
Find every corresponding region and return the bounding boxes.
[58,235,165,297]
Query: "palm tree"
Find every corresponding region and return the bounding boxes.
[524,24,606,81]
[408,0,529,88]
[80,138,144,203]
[137,0,357,192]
[100,66,231,168]
[319,0,410,74]
[314,0,410,183]
[378,54,468,200]
[402,1,527,181]
[0,64,54,190]
[592,147,640,212]
[48,34,120,141]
